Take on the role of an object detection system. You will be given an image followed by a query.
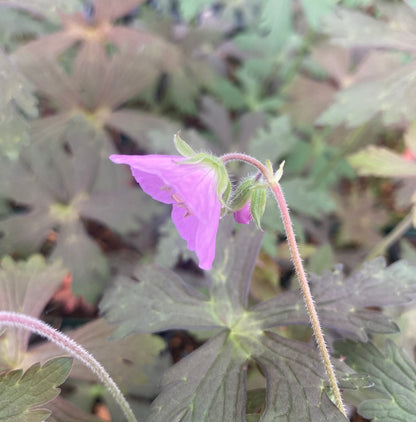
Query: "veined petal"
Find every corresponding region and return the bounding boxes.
[110,153,223,270]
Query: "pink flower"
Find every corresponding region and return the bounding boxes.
[233,202,252,224]
[110,154,222,270]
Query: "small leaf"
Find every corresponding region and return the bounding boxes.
[348,146,416,177]
[0,357,72,422]
[336,340,416,421]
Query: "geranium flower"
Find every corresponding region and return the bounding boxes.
[110,154,225,270]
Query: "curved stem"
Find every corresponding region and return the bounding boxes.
[270,183,346,416]
[221,153,346,417]
[0,311,137,422]
[366,211,413,261]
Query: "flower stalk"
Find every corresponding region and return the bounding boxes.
[221,153,346,417]
[0,311,137,422]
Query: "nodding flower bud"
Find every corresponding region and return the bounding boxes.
[229,176,268,230]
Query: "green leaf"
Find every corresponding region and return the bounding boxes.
[281,178,336,218]
[0,48,36,159]
[148,331,248,422]
[209,225,264,320]
[0,124,146,301]
[24,318,170,399]
[249,115,298,163]
[50,220,110,302]
[0,255,66,369]
[317,62,416,127]
[100,265,221,338]
[105,109,178,151]
[348,146,416,177]
[241,332,347,422]
[2,0,81,21]
[209,77,245,111]
[260,0,292,50]
[307,244,334,275]
[336,340,416,421]
[0,357,72,422]
[178,0,213,21]
[322,7,416,52]
[253,258,416,341]
[300,0,333,28]
[102,226,360,420]
[154,220,196,268]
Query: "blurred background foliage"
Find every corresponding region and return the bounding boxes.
[2,0,416,420]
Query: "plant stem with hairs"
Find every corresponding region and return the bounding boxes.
[0,311,137,422]
[221,153,347,417]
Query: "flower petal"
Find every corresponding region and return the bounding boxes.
[110,154,222,270]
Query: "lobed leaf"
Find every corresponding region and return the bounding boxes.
[249,115,298,163]
[148,331,247,422]
[336,340,416,421]
[23,318,169,398]
[0,124,146,301]
[317,62,416,127]
[0,357,72,422]
[0,255,66,367]
[252,258,416,341]
[242,332,347,422]
[102,228,356,421]
[100,265,221,338]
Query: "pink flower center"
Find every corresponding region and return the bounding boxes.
[161,185,193,217]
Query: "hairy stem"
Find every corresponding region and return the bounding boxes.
[0,311,137,422]
[221,153,346,417]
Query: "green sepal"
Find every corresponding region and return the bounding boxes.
[250,187,267,230]
[174,132,196,157]
[172,135,232,207]
[274,161,285,184]
[228,178,256,212]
